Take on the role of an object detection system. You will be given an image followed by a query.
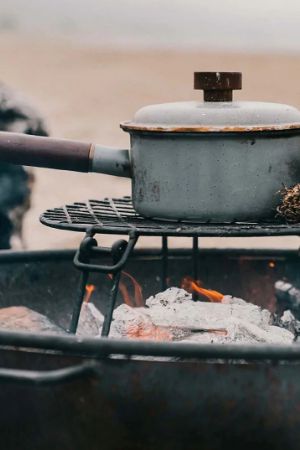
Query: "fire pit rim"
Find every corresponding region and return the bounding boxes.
[0,247,299,264]
[0,329,299,362]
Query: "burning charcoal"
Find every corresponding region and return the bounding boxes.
[146,287,191,307]
[77,302,104,337]
[225,319,293,344]
[0,306,65,334]
[222,296,248,306]
[110,304,227,342]
[110,305,157,339]
[146,288,273,330]
[108,288,294,345]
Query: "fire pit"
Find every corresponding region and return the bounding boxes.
[0,197,298,449]
[40,196,300,336]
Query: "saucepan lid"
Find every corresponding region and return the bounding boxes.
[121,72,300,133]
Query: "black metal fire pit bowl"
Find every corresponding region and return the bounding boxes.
[0,248,300,450]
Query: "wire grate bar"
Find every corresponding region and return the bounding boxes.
[40,197,300,237]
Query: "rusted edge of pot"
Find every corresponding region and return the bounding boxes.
[120,121,300,134]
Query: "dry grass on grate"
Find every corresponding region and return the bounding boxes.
[277,184,300,223]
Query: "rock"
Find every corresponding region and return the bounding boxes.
[0,306,65,335]
[0,302,104,337]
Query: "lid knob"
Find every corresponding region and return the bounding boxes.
[194,72,242,102]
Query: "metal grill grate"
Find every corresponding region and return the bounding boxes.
[40,196,300,237]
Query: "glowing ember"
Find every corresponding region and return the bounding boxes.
[181,276,223,302]
[84,284,96,303]
[125,322,228,341]
[123,309,228,341]
[126,322,173,341]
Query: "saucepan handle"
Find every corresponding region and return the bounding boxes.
[0,131,92,172]
[0,360,100,385]
[0,131,131,177]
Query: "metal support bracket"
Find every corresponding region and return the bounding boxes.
[73,228,138,273]
[69,227,138,335]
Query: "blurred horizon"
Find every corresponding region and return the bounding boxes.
[0,0,300,54]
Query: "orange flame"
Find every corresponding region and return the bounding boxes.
[121,271,144,307]
[108,272,144,307]
[181,276,223,302]
[84,284,96,303]
[84,274,223,310]
[116,278,132,306]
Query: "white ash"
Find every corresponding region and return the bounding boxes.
[109,287,294,344]
[146,288,272,329]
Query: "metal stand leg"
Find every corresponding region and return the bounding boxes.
[162,236,168,291]
[69,271,89,334]
[192,237,199,300]
[101,272,121,337]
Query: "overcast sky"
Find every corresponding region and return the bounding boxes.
[0,0,299,53]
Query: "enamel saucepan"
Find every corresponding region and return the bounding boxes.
[0,71,299,222]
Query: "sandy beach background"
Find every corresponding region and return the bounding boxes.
[0,32,300,250]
